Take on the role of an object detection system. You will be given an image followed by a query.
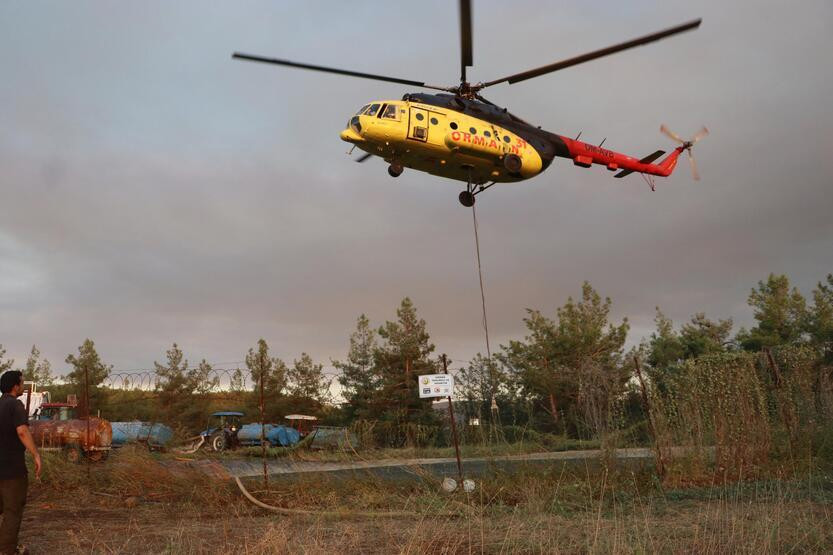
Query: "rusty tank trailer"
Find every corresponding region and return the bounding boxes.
[30,404,112,462]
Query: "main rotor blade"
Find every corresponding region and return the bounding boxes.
[460,0,473,82]
[479,19,701,88]
[232,52,447,90]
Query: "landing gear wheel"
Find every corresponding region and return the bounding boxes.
[388,163,404,178]
[503,154,522,173]
[459,191,475,207]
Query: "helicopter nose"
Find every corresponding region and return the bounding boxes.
[340,127,363,143]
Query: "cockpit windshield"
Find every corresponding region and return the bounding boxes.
[381,104,399,119]
[355,104,370,116]
[366,103,381,117]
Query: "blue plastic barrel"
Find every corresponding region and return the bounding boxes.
[237,423,300,447]
[111,421,173,448]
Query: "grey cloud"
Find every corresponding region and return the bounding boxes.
[1,0,831,373]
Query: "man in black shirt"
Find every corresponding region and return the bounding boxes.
[0,371,42,555]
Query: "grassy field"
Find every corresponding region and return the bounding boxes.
[20,446,833,553]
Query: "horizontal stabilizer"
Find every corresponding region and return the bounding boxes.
[614,149,665,178]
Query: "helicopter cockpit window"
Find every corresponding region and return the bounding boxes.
[381,104,398,119]
[356,104,370,116]
[366,104,381,117]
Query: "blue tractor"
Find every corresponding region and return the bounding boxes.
[199,411,300,452]
[200,411,244,452]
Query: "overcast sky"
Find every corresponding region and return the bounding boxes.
[2,0,832,378]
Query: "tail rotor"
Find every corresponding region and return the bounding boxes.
[661,125,708,181]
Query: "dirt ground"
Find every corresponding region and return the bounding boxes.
[19,488,833,554]
[18,447,833,553]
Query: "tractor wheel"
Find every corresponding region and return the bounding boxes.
[210,432,227,452]
[64,445,83,464]
[87,450,108,463]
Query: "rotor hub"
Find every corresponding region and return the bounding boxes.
[453,81,481,99]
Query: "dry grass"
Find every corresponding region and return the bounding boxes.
[20,447,833,553]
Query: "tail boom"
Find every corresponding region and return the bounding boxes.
[555,135,686,178]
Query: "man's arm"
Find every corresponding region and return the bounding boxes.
[16,425,42,479]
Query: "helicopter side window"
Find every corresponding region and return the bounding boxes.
[484,130,491,138]
[449,122,458,130]
[382,104,399,120]
[366,104,381,117]
[503,135,511,143]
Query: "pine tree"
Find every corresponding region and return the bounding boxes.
[245,339,287,400]
[154,343,190,401]
[229,368,246,393]
[288,353,330,403]
[679,313,733,358]
[807,274,833,363]
[153,344,219,428]
[22,345,54,386]
[647,308,684,373]
[192,359,218,396]
[65,339,112,416]
[0,345,13,373]
[737,274,807,350]
[373,298,439,446]
[335,314,380,418]
[457,353,508,430]
[501,282,629,438]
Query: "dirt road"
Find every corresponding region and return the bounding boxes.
[217,447,658,479]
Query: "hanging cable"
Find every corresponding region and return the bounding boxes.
[471,204,500,432]
[471,204,491,360]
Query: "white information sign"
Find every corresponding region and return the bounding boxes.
[418,374,455,399]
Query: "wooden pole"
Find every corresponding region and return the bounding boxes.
[85,364,91,477]
[763,347,783,387]
[24,383,31,417]
[442,354,464,484]
[633,356,663,478]
[260,350,268,491]
[763,347,795,449]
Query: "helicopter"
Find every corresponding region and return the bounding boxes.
[233,1,707,207]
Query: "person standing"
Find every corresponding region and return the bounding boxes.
[0,371,42,555]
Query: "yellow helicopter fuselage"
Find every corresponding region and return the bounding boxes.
[340,99,543,185]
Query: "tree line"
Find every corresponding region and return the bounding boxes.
[1,272,831,447]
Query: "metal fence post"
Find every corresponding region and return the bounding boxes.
[442,354,464,485]
[260,351,268,491]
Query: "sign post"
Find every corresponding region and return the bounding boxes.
[420,355,463,486]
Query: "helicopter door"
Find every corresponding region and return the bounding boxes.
[408,107,429,142]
